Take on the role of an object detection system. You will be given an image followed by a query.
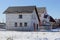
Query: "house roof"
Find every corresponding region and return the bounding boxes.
[49,16,56,22]
[3,6,36,13]
[35,7,41,24]
[3,6,46,14]
[37,7,46,13]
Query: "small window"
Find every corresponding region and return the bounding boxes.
[19,15,22,18]
[15,22,17,27]
[44,15,48,18]
[24,22,27,26]
[20,23,22,27]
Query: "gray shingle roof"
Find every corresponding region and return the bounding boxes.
[3,6,46,14]
[4,6,36,13]
[37,7,46,13]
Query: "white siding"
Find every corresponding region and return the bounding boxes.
[32,10,38,24]
[6,13,34,30]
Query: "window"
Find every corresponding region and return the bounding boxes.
[24,22,27,26]
[19,15,22,18]
[15,22,17,27]
[20,23,22,27]
[44,15,48,18]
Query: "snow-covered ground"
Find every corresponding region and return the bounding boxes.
[0,28,60,40]
[0,31,60,40]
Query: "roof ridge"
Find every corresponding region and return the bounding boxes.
[9,5,36,8]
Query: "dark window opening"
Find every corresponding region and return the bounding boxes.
[20,23,22,27]
[19,15,22,18]
[24,22,27,26]
[44,15,48,18]
[15,22,17,27]
[37,24,38,30]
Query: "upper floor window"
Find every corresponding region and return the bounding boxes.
[44,15,48,18]
[19,15,22,18]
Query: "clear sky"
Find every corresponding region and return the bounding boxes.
[0,0,60,22]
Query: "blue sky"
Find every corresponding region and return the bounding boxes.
[0,0,60,22]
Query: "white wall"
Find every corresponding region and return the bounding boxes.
[32,10,39,24]
[5,10,41,30]
[6,13,34,30]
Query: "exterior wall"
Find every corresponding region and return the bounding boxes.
[32,10,39,31]
[32,10,38,24]
[6,13,34,31]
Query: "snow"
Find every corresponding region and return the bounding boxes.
[0,31,60,40]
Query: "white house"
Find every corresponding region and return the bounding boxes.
[3,6,55,31]
[3,6,40,31]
